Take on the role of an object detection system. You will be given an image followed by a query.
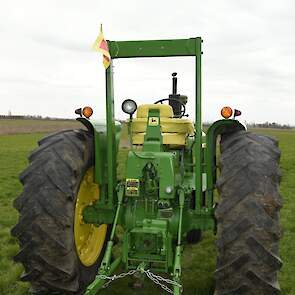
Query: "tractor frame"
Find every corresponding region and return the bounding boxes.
[77,38,245,294]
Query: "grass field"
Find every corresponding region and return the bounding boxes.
[0,123,294,294]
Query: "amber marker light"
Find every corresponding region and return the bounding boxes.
[221,106,233,119]
[82,106,93,119]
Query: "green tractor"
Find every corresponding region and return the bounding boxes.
[12,37,282,294]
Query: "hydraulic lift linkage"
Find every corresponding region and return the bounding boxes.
[85,186,185,295]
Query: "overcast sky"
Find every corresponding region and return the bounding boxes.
[0,0,294,125]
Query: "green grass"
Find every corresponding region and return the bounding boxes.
[0,129,294,294]
[0,133,46,295]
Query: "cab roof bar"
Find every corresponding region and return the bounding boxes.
[108,38,202,59]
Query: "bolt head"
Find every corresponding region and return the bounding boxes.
[165,186,173,194]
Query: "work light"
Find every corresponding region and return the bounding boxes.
[122,99,137,116]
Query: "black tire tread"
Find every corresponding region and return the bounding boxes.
[215,130,282,295]
[11,129,108,294]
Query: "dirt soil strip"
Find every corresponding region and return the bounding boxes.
[0,119,82,135]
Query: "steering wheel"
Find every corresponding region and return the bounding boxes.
[154,98,186,118]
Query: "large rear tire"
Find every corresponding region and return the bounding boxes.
[11,129,109,294]
[215,131,283,294]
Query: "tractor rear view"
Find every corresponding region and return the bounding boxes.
[12,38,282,295]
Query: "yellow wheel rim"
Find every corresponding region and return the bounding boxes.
[74,167,107,267]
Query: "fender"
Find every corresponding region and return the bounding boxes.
[204,119,246,207]
[76,118,122,185]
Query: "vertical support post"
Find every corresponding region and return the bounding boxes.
[105,61,116,207]
[194,39,202,210]
[173,190,185,294]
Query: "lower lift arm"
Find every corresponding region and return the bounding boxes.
[85,185,124,295]
[173,189,185,295]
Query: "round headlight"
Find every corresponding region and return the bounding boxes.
[122,99,137,115]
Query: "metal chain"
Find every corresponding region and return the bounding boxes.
[144,270,182,294]
[96,269,182,294]
[96,269,137,288]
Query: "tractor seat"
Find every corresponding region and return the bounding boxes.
[131,104,195,146]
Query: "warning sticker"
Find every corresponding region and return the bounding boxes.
[125,178,140,196]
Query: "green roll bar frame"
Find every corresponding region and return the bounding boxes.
[104,38,203,209]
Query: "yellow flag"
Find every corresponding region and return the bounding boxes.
[92,25,111,69]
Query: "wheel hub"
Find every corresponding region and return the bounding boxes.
[74,168,107,267]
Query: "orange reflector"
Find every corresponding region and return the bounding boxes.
[82,106,93,118]
[221,106,233,119]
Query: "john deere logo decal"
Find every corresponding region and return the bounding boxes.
[148,117,159,126]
